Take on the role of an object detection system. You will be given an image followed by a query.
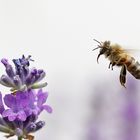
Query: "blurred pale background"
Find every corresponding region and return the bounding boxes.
[0,0,140,140]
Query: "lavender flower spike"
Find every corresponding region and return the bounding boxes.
[0,55,52,140]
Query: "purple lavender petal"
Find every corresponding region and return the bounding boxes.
[27,90,36,103]
[4,94,16,109]
[24,108,38,118]
[26,90,36,111]
[23,90,39,116]
[24,108,32,116]
[41,105,52,113]
[3,109,27,121]
[8,115,17,122]
[2,109,16,121]
[37,89,48,107]
[2,109,13,117]
[17,111,27,121]
[30,108,39,116]
[0,93,5,114]
[16,91,29,108]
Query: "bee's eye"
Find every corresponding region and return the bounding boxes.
[104,41,110,47]
[100,48,107,54]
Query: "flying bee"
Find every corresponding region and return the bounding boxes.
[93,39,140,87]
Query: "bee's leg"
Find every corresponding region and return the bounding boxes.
[108,62,112,69]
[108,62,116,70]
[119,65,127,88]
[111,62,116,70]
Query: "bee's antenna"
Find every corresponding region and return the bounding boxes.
[93,39,102,46]
[92,47,100,51]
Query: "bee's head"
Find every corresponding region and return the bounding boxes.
[93,39,111,63]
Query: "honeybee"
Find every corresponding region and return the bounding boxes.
[93,39,140,87]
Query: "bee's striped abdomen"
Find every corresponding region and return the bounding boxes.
[125,57,140,79]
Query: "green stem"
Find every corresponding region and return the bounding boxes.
[18,137,22,140]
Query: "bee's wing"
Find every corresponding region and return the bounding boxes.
[123,49,140,60]
[124,49,140,54]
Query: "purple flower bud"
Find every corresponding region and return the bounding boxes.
[31,68,37,75]
[23,114,38,128]
[5,65,15,78]
[13,75,22,88]
[15,128,23,137]
[23,66,29,77]
[25,69,37,85]
[0,75,14,87]
[1,59,15,78]
[34,71,46,83]
[25,75,35,86]
[34,121,45,132]
[38,69,44,74]
[1,58,9,66]
[25,122,36,133]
